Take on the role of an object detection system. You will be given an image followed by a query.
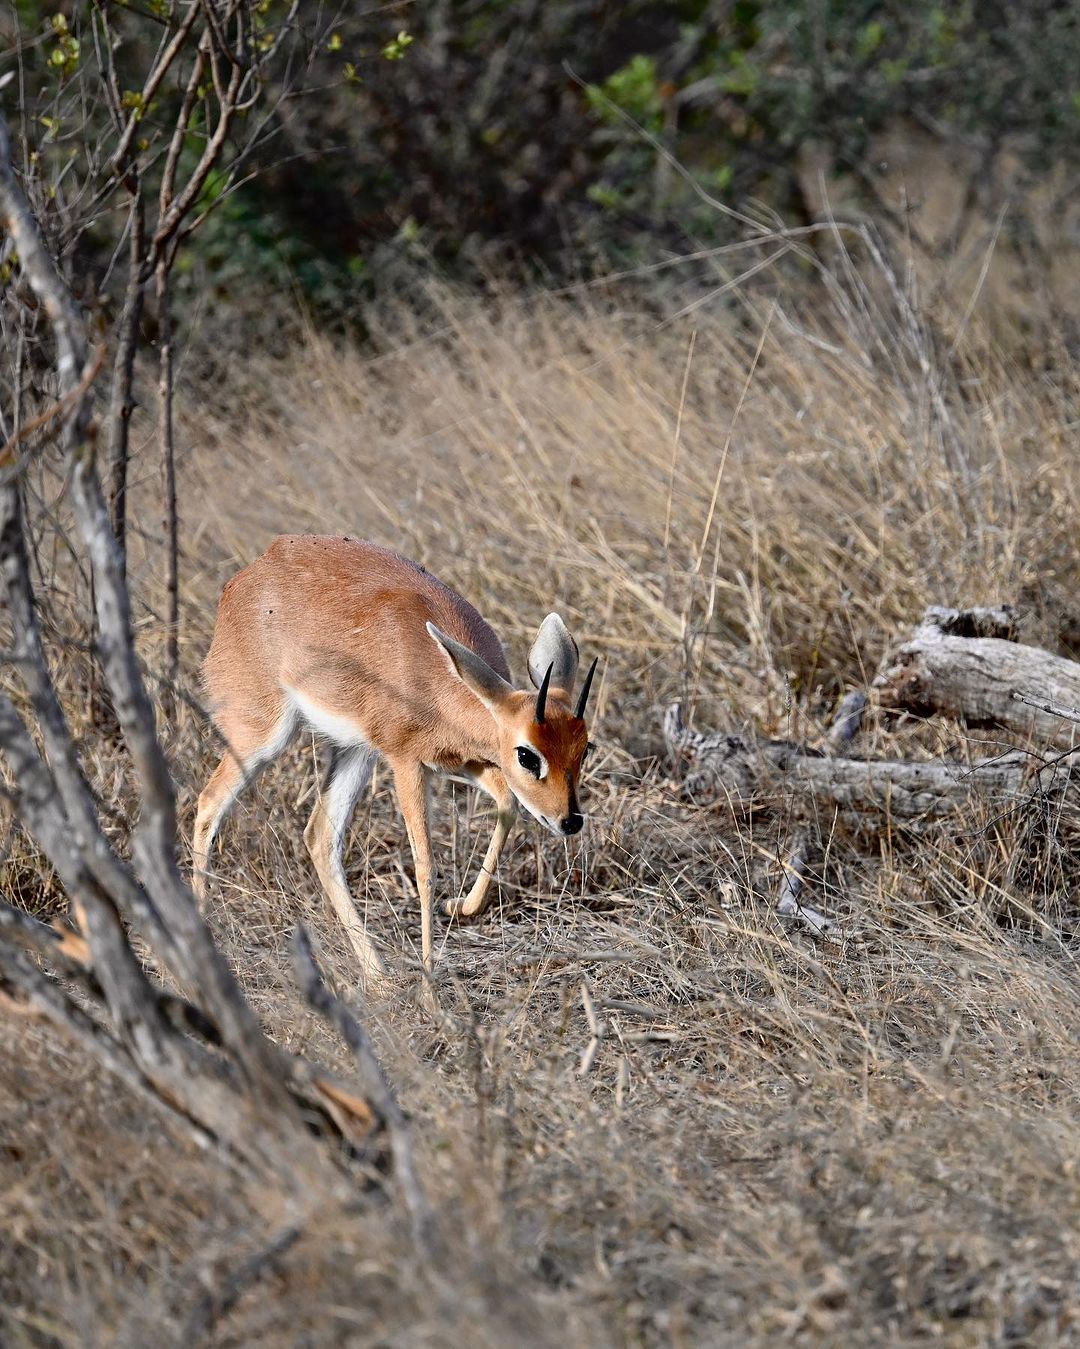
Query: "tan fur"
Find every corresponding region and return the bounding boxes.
[192,535,594,984]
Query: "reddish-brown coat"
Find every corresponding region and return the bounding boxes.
[203,534,511,769]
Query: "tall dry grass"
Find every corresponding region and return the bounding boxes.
[2,248,1079,1346]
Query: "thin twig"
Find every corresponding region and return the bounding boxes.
[579,979,605,1074]
[1011,689,1080,726]
[776,691,866,936]
[184,1225,302,1345]
[0,344,106,468]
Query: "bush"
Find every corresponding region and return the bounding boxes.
[3,1,1078,330]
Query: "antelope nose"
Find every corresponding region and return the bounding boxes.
[561,813,584,836]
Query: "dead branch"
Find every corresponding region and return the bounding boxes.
[1011,689,1080,726]
[578,979,606,1074]
[0,939,214,1153]
[667,603,1080,845]
[292,928,434,1253]
[775,691,867,935]
[183,1225,303,1346]
[0,900,93,981]
[0,343,106,466]
[77,1,325,625]
[915,605,1019,641]
[105,185,145,560]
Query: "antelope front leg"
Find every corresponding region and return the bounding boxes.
[390,757,436,973]
[445,766,515,919]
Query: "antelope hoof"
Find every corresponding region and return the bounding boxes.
[443,894,486,920]
[191,869,209,909]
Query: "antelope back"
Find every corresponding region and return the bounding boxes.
[202,535,511,765]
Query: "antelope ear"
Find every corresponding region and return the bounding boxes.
[427,623,513,716]
[528,613,579,697]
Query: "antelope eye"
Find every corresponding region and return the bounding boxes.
[516,746,542,777]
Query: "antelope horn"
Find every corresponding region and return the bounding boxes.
[575,657,598,720]
[535,662,554,724]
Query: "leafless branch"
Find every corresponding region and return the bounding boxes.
[292,927,434,1253]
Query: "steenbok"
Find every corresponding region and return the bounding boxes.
[192,535,598,983]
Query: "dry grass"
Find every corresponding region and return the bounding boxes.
[3,251,1079,1346]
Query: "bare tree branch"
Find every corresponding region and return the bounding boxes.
[292,927,435,1253]
[106,185,145,559]
[0,938,213,1153]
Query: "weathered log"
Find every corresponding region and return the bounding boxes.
[875,606,1080,749]
[663,702,1072,822]
[915,605,1019,641]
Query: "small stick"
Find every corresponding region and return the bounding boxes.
[1011,689,1080,726]
[776,691,866,935]
[615,1056,630,1107]
[183,1225,303,1345]
[596,998,663,1020]
[579,980,605,1074]
[0,344,106,467]
[775,846,829,935]
[823,690,867,753]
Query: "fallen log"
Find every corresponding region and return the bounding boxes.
[663,702,1075,822]
[667,605,1080,934]
[875,606,1080,750]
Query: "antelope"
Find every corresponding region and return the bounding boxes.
[192,535,598,983]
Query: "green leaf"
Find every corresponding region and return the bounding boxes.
[587,55,664,130]
[382,31,414,61]
[857,21,884,60]
[586,182,622,210]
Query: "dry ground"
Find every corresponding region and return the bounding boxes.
[2,256,1079,1345]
